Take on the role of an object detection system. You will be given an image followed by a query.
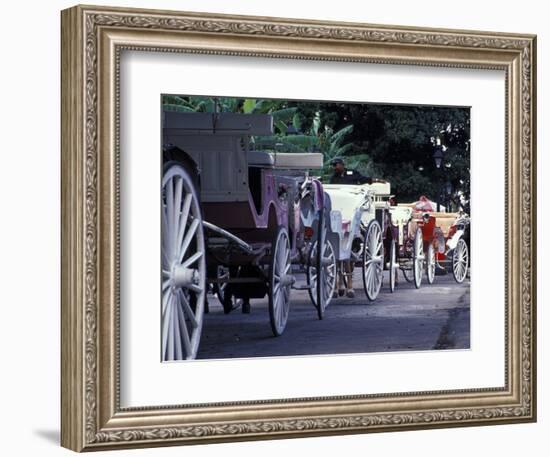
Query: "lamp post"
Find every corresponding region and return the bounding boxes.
[445,180,453,212]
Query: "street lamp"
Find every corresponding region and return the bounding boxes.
[445,181,453,213]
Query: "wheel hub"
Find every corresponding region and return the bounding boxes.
[279,274,295,287]
[171,264,199,288]
[321,256,333,266]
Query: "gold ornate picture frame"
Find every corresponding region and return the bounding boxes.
[61,4,537,452]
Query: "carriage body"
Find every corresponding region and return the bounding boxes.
[163,111,324,263]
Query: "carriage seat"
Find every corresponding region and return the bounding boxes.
[272,152,323,169]
[436,213,459,237]
[341,219,351,233]
[247,150,275,167]
[247,151,323,169]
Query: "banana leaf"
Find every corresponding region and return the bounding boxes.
[242,99,257,113]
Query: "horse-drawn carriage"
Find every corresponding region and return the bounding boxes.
[162,110,337,360]
[444,213,470,283]
[390,198,470,287]
[369,186,426,291]
[320,183,386,301]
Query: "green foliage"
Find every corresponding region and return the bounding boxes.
[162,104,196,113]
[242,98,257,114]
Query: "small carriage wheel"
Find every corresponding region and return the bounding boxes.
[452,238,469,283]
[362,220,384,301]
[306,229,337,319]
[268,226,292,336]
[388,238,397,293]
[426,243,436,284]
[214,266,243,314]
[412,227,424,289]
[161,164,206,361]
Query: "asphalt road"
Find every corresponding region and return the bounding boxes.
[197,269,470,360]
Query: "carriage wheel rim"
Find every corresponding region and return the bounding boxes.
[427,244,436,284]
[270,228,291,335]
[161,165,205,361]
[413,228,423,288]
[389,239,396,292]
[322,238,337,305]
[363,221,383,300]
[453,238,469,283]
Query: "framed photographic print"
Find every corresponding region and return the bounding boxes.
[60,4,537,452]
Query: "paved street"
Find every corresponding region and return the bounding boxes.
[198,270,470,360]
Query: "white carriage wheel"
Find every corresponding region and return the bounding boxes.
[161,164,206,361]
[452,238,469,283]
[413,228,424,289]
[307,235,337,318]
[362,220,384,301]
[388,238,397,293]
[268,227,292,336]
[426,243,436,284]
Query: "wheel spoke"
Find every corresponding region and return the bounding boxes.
[284,243,290,266]
[175,296,192,355]
[365,263,373,283]
[276,291,283,328]
[187,283,203,294]
[161,292,173,349]
[165,314,174,360]
[176,289,195,325]
[182,250,202,268]
[166,178,175,258]
[162,288,171,317]
[172,176,183,253]
[172,298,183,360]
[162,206,171,264]
[175,194,193,255]
[178,217,200,263]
